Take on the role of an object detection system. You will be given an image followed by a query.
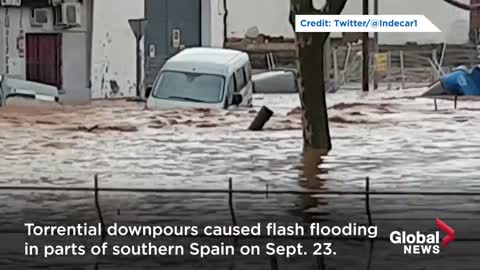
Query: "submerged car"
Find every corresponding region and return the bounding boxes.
[146,48,253,110]
[252,68,299,94]
[0,75,59,107]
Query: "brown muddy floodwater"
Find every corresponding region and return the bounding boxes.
[0,88,480,269]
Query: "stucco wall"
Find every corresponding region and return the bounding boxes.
[0,1,91,103]
[215,0,471,45]
[1,7,38,79]
[208,0,225,48]
[90,0,144,99]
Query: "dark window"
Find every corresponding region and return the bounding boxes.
[242,67,247,84]
[66,5,77,23]
[244,63,252,80]
[33,9,48,24]
[232,74,237,92]
[234,68,246,91]
[54,5,63,24]
[225,76,236,107]
[228,76,235,93]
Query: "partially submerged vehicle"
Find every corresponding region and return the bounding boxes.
[0,75,59,107]
[252,69,299,94]
[146,48,253,110]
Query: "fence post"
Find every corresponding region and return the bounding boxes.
[365,177,374,270]
[365,177,372,225]
[439,42,446,69]
[228,178,239,269]
[316,255,326,270]
[94,174,106,241]
[387,52,392,90]
[270,255,279,270]
[333,47,339,88]
[400,50,405,89]
[343,44,352,84]
[373,0,379,90]
[431,49,438,82]
[228,178,238,227]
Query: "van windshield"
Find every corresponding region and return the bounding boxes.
[152,71,225,103]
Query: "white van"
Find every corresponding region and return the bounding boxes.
[146,48,253,110]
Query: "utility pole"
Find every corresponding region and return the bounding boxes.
[128,18,148,98]
[373,0,379,90]
[362,0,369,92]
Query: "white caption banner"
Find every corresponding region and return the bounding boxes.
[295,15,441,32]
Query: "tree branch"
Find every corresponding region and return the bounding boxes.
[326,0,348,15]
[443,0,480,10]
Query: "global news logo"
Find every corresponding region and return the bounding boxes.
[389,218,455,255]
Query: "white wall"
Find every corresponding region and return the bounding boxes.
[90,0,144,98]
[341,0,470,44]
[208,0,225,48]
[1,6,84,79]
[227,0,292,38]
[89,0,471,99]
[0,3,90,93]
[217,0,471,45]
[91,0,223,98]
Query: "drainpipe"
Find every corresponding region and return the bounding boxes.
[362,0,369,92]
[223,0,228,47]
[373,0,379,90]
[0,75,4,107]
[88,0,95,99]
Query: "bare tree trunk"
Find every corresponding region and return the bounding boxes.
[442,0,480,10]
[299,34,331,155]
[290,0,348,157]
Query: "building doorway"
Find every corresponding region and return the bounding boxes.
[26,33,63,89]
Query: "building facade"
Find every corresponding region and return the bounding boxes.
[0,0,473,101]
[0,0,92,103]
[90,0,225,99]
[90,0,143,99]
[224,0,471,44]
[138,0,472,97]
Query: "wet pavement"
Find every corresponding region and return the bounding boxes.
[0,88,479,269]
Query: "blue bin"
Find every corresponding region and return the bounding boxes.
[440,68,473,96]
[468,65,480,95]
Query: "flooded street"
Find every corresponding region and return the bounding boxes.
[1,88,480,269]
[1,87,479,192]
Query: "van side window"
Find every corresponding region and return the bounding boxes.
[234,68,246,91]
[244,64,252,80]
[228,76,235,94]
[225,76,235,108]
[242,67,247,83]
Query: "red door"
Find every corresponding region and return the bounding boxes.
[26,33,62,89]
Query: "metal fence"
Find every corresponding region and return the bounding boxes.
[2,175,480,270]
[330,45,445,91]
